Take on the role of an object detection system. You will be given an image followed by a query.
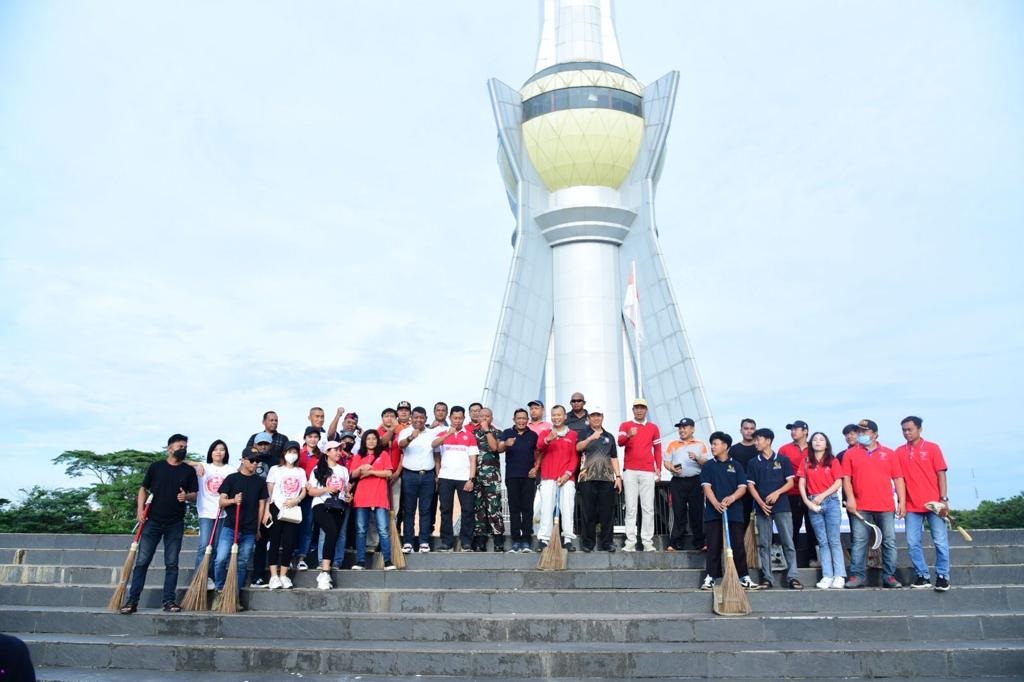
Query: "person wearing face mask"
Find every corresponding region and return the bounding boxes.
[119,434,198,615]
[264,441,308,589]
[842,418,906,589]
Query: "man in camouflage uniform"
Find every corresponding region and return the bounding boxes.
[473,407,506,552]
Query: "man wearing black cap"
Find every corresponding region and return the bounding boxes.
[663,418,708,551]
[836,424,860,463]
[576,406,622,552]
[779,420,817,564]
[527,399,551,436]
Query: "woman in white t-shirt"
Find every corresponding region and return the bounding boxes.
[192,440,233,574]
[264,441,308,589]
[307,441,352,590]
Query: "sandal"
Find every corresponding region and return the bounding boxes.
[788,579,804,590]
[118,603,137,615]
[162,600,183,612]
[758,581,773,590]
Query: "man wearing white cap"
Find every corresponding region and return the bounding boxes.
[617,399,662,552]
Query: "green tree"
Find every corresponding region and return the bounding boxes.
[0,487,100,533]
[953,493,1024,529]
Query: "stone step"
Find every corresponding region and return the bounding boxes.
[4,543,1019,568]
[0,528,1014,550]
[2,563,1019,588]
[2,582,1020,614]
[30,670,1006,682]
[5,605,1021,644]
[18,632,1024,678]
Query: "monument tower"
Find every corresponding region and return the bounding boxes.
[482,0,714,435]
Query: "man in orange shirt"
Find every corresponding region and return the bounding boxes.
[663,418,708,551]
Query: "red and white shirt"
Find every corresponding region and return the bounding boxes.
[438,429,479,481]
[617,420,662,474]
[196,463,233,519]
[537,428,580,481]
[266,465,307,509]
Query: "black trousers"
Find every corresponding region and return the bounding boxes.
[668,476,705,549]
[438,478,475,548]
[313,505,344,564]
[266,503,298,568]
[790,495,819,556]
[506,477,537,543]
[579,480,616,550]
[704,519,748,579]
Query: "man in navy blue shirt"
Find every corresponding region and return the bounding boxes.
[745,428,800,589]
[699,432,758,590]
[498,408,540,552]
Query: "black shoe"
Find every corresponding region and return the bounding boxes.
[564,541,576,552]
[581,545,594,553]
[934,576,950,592]
[252,577,268,588]
[493,542,505,553]
[911,575,931,589]
[604,545,616,553]
[438,544,453,552]
[162,600,182,613]
[119,602,137,615]
[538,540,548,550]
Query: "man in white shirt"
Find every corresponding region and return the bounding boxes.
[398,407,445,553]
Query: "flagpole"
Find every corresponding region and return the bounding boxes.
[623,260,643,399]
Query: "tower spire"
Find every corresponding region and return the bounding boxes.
[534,0,624,73]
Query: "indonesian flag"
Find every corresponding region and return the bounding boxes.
[623,260,643,342]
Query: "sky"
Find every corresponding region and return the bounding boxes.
[0,1,1021,509]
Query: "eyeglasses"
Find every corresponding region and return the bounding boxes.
[570,399,584,403]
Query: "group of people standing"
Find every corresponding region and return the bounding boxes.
[117,395,953,614]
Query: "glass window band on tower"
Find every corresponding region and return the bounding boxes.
[523,86,643,122]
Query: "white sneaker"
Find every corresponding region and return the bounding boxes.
[280,575,293,589]
[831,576,845,589]
[206,578,215,591]
[268,576,283,590]
[739,576,760,590]
[419,543,431,553]
[316,571,332,590]
[296,559,308,571]
[622,544,637,553]
[402,543,413,554]
[816,577,833,590]
[701,574,714,590]
[643,545,657,552]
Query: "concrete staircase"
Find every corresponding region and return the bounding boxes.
[1,530,1022,680]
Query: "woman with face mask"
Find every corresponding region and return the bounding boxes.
[264,441,308,589]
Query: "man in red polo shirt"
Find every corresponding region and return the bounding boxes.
[618,398,662,552]
[779,420,818,565]
[842,418,906,589]
[536,405,580,551]
[895,415,951,591]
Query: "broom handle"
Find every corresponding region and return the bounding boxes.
[232,504,242,544]
[132,495,155,543]
[208,516,221,547]
[722,509,732,551]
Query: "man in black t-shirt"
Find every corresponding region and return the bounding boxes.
[497,408,539,552]
[120,434,198,614]
[213,450,269,599]
[576,407,623,552]
[244,410,289,477]
[728,418,759,526]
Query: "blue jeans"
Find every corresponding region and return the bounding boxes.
[127,518,184,605]
[754,511,798,583]
[905,511,950,579]
[402,470,435,546]
[355,506,391,564]
[213,529,257,592]
[807,495,846,578]
[850,510,897,580]
[294,496,314,559]
[194,516,223,571]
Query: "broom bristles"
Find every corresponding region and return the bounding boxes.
[538,518,566,571]
[744,515,759,571]
[716,546,752,615]
[108,542,138,611]
[181,546,213,611]
[218,543,240,614]
[390,513,405,569]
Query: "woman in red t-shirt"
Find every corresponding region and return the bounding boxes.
[798,432,847,589]
[349,430,396,570]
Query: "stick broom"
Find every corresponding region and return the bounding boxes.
[108,494,152,611]
[538,493,567,571]
[181,516,220,611]
[713,510,752,616]
[218,509,242,614]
